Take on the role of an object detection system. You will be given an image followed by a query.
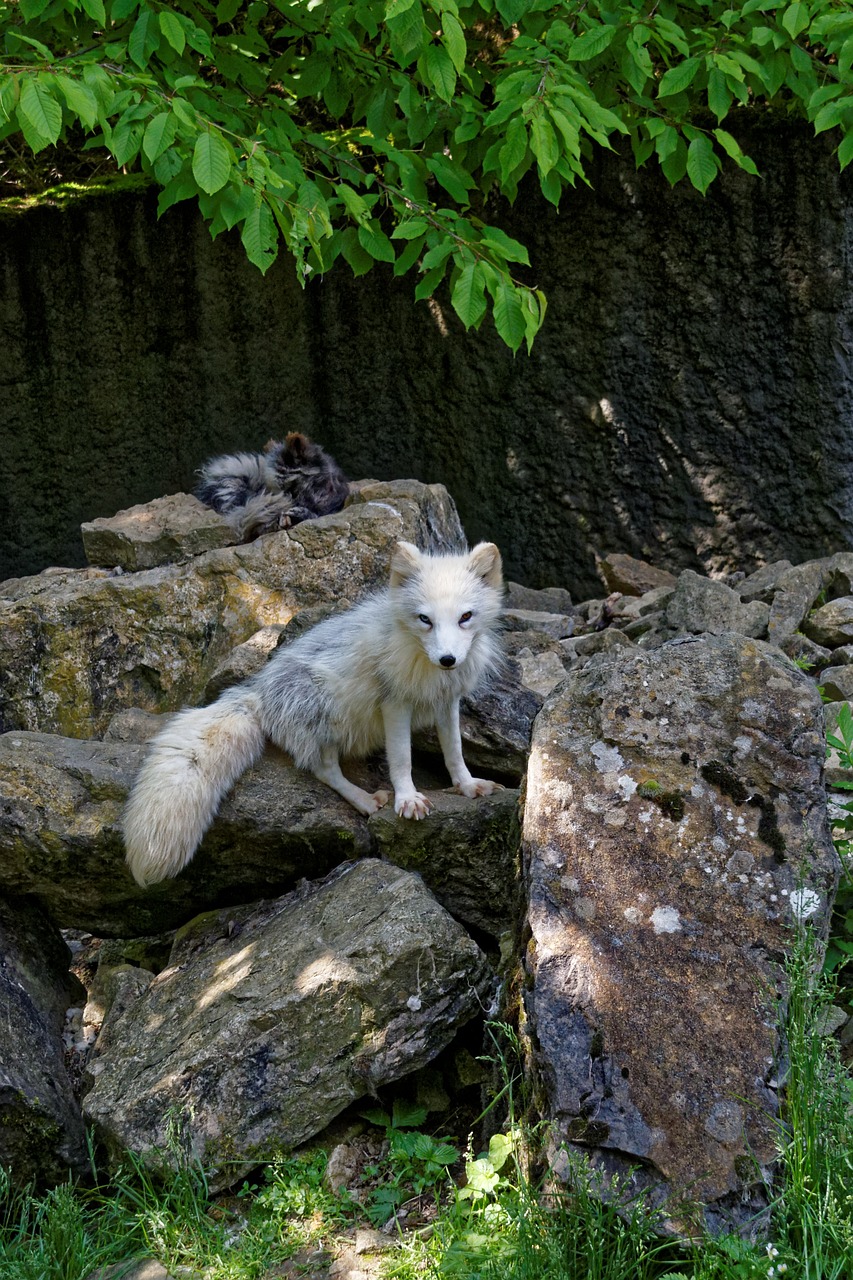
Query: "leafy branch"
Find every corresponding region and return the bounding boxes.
[1,0,851,350]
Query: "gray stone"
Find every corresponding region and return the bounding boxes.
[737,560,793,603]
[503,609,575,640]
[456,663,543,779]
[817,666,853,702]
[826,644,853,665]
[81,493,237,571]
[513,648,569,697]
[767,561,826,644]
[598,554,677,597]
[778,632,832,673]
[369,788,520,938]
[665,571,769,638]
[560,628,636,666]
[521,633,838,1231]
[505,582,574,614]
[83,861,494,1186]
[0,897,88,1187]
[0,482,464,738]
[802,596,853,648]
[203,624,287,701]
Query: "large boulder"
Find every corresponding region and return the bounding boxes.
[521,633,838,1232]
[0,897,87,1187]
[0,481,464,739]
[81,493,237,571]
[83,860,495,1185]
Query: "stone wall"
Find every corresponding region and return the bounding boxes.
[1,115,851,596]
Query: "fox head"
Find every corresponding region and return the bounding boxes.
[389,541,503,670]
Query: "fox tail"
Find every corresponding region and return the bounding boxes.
[123,687,266,887]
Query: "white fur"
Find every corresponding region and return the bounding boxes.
[123,542,505,886]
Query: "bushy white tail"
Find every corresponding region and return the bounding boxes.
[123,689,266,887]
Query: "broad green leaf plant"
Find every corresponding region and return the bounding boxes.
[1,1,851,350]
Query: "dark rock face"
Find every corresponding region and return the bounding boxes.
[1,120,851,594]
[0,898,87,1186]
[521,633,839,1231]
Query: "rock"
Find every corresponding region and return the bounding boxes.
[457,662,543,779]
[513,648,569,697]
[521,633,838,1231]
[203,624,287,700]
[0,897,88,1187]
[369,788,520,938]
[0,730,372,936]
[503,609,574,640]
[598,554,677,597]
[665,571,769,638]
[0,481,464,738]
[737,560,793,603]
[505,582,574,614]
[103,708,163,742]
[817,666,853,702]
[81,493,238,571]
[802,597,853,648]
[611,585,676,620]
[826,644,853,665]
[559,628,635,667]
[766,561,825,643]
[778,632,832,673]
[83,861,494,1186]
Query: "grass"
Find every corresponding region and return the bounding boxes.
[1,936,850,1280]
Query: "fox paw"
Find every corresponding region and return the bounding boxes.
[395,792,432,820]
[371,789,391,810]
[451,778,505,799]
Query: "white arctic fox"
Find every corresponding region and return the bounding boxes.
[123,540,505,887]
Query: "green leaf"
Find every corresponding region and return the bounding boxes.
[142,110,177,162]
[530,114,559,175]
[425,154,474,204]
[159,10,186,55]
[481,224,530,266]
[499,116,528,182]
[707,67,733,122]
[814,100,853,135]
[451,261,487,328]
[111,121,142,166]
[53,74,98,131]
[425,43,456,102]
[392,217,430,239]
[567,23,615,62]
[782,2,809,39]
[242,200,279,275]
[358,220,396,263]
[18,76,62,145]
[128,7,160,69]
[339,226,375,276]
[839,129,853,170]
[385,0,415,18]
[0,75,19,125]
[496,0,529,24]
[80,0,106,22]
[414,262,445,301]
[337,182,370,223]
[713,128,760,175]
[493,279,526,352]
[442,13,467,74]
[19,0,52,19]
[192,131,232,195]
[658,57,701,98]
[393,234,426,275]
[686,134,719,193]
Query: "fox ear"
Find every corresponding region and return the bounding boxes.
[468,542,503,589]
[390,541,422,587]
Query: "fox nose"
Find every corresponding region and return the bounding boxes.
[439,654,456,668]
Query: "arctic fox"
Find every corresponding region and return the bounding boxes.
[195,432,349,541]
[123,541,505,887]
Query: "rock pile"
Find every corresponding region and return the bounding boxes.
[0,504,843,1235]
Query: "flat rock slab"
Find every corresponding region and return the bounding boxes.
[0,731,372,936]
[81,493,238,571]
[0,480,463,738]
[0,729,517,939]
[83,860,494,1186]
[522,633,838,1231]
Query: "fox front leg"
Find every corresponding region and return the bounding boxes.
[436,697,505,800]
[381,702,431,820]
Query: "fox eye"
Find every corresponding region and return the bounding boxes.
[418,613,432,627]
[459,611,473,624]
